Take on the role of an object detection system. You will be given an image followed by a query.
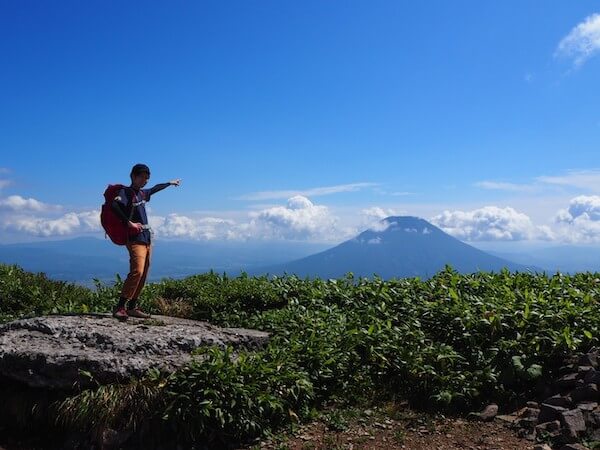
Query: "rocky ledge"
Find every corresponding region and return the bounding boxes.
[0,314,269,390]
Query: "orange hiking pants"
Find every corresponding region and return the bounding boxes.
[121,243,152,300]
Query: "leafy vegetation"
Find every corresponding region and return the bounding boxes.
[0,264,98,322]
[2,263,600,446]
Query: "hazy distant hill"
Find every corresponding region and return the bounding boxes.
[487,245,600,274]
[0,237,329,285]
[254,216,534,279]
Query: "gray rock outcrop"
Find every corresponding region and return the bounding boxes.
[0,314,269,390]
[493,348,600,449]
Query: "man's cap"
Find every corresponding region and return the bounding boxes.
[131,163,150,177]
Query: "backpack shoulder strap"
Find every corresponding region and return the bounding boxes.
[120,187,137,221]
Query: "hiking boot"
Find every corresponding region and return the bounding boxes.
[112,306,128,321]
[126,307,151,319]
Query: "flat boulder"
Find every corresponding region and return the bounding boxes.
[0,314,269,390]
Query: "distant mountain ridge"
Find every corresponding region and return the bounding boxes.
[0,237,329,285]
[254,216,535,279]
[487,245,600,274]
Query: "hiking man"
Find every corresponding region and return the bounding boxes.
[111,163,181,320]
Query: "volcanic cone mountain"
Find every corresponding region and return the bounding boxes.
[257,216,533,279]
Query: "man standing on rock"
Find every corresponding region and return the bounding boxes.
[111,163,181,320]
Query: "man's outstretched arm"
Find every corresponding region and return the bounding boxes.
[148,179,181,195]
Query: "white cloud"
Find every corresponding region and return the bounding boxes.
[361,207,397,221]
[5,213,81,237]
[554,196,600,243]
[236,195,344,241]
[77,210,102,231]
[150,214,235,240]
[0,195,62,212]
[560,218,600,243]
[146,196,346,242]
[368,221,393,233]
[359,207,399,232]
[555,13,600,68]
[0,180,10,191]
[237,182,378,201]
[431,206,554,241]
[2,208,100,238]
[556,195,600,222]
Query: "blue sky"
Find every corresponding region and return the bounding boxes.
[1,2,600,245]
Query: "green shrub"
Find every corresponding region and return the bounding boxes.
[4,263,600,446]
[0,264,96,321]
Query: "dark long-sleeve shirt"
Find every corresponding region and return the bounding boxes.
[111,183,171,244]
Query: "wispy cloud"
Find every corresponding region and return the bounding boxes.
[390,191,415,196]
[536,169,600,192]
[476,170,600,194]
[237,182,378,201]
[475,181,538,193]
[372,187,416,197]
[555,13,600,68]
[361,207,398,221]
[0,168,12,191]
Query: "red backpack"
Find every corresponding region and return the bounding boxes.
[100,184,139,245]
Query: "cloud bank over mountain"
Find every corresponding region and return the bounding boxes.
[2,165,600,245]
[2,191,600,245]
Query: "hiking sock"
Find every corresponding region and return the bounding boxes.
[127,299,138,310]
[117,297,128,309]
